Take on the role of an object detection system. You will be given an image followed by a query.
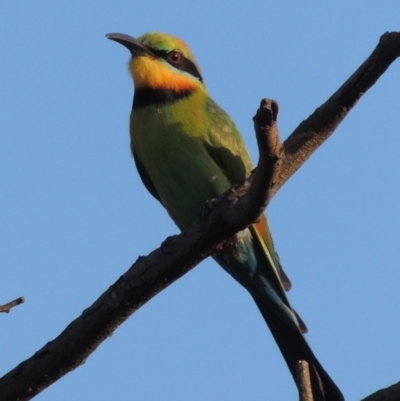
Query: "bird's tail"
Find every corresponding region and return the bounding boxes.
[253,297,344,401]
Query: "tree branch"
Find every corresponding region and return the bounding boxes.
[297,361,314,401]
[271,31,400,198]
[360,381,400,401]
[1,32,399,401]
[0,100,282,401]
[0,297,25,314]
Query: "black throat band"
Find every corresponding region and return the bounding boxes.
[132,87,193,109]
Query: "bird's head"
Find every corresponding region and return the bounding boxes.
[106,32,203,93]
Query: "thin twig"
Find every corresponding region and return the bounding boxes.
[297,361,314,401]
[0,297,25,314]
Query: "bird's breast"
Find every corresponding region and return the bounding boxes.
[130,99,231,229]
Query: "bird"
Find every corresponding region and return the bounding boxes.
[106,31,344,401]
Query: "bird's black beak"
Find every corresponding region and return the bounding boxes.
[106,33,153,57]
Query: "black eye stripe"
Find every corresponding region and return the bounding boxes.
[150,49,203,82]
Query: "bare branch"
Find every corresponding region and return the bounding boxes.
[360,381,400,401]
[0,100,282,401]
[251,98,283,207]
[270,31,400,198]
[297,361,314,401]
[0,297,25,314]
[296,360,337,401]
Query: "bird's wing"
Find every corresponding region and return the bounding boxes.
[204,98,292,293]
[204,98,253,184]
[133,150,162,204]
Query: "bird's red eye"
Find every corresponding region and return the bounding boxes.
[167,51,181,64]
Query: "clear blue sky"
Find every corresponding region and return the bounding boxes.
[1,2,400,400]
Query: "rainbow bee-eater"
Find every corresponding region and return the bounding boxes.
[107,32,343,401]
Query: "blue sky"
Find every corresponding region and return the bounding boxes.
[1,2,400,400]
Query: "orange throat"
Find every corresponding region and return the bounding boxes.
[129,56,200,93]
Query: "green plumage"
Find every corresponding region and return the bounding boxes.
[107,31,344,401]
[131,90,252,229]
